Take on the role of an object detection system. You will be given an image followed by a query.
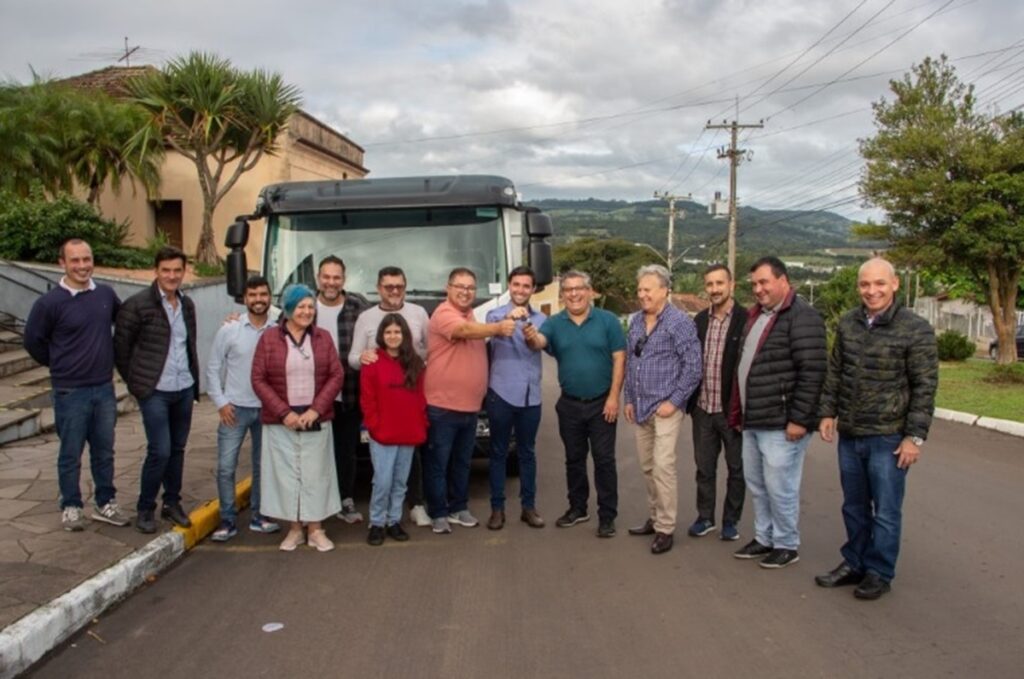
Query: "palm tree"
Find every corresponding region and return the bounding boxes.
[127,52,301,265]
[65,92,162,207]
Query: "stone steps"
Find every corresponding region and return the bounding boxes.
[0,318,138,445]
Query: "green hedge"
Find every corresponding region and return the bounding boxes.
[0,188,151,268]
[936,330,976,362]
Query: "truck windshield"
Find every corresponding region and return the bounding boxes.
[264,206,508,301]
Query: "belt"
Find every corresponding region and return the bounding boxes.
[561,391,609,404]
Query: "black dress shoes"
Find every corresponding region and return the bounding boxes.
[854,572,892,600]
[161,503,192,528]
[628,518,656,536]
[651,532,674,554]
[135,510,156,534]
[815,562,865,588]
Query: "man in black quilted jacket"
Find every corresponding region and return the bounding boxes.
[728,256,826,569]
[814,258,937,600]
[114,246,199,534]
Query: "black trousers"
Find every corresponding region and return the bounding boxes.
[331,402,362,501]
[691,406,745,525]
[555,395,618,522]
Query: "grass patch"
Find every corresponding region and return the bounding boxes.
[937,359,1024,423]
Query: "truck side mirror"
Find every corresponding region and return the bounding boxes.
[225,220,250,302]
[526,211,553,286]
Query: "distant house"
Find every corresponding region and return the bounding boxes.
[58,66,368,263]
[670,293,710,317]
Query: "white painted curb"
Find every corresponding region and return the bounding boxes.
[934,408,1024,438]
[934,407,979,426]
[0,531,185,679]
[976,416,1024,438]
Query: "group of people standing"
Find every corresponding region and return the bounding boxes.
[25,238,937,600]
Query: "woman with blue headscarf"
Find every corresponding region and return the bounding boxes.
[251,284,344,552]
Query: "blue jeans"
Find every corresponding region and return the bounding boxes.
[216,406,262,524]
[486,390,541,511]
[137,388,194,512]
[838,434,908,582]
[53,383,117,509]
[742,429,810,550]
[369,439,414,526]
[424,406,477,519]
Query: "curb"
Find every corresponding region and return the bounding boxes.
[0,477,252,678]
[0,532,184,679]
[934,407,1024,438]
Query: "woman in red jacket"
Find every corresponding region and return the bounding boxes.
[251,284,343,552]
[360,313,428,545]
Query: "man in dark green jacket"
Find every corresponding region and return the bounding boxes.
[816,258,938,600]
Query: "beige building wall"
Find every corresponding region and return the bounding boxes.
[92,111,367,267]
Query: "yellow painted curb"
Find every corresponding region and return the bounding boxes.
[173,477,252,550]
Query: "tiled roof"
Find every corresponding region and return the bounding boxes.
[55,65,157,98]
[671,293,710,315]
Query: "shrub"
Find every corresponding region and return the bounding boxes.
[0,188,151,268]
[936,330,976,362]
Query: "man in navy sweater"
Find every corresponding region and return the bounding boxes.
[24,239,130,531]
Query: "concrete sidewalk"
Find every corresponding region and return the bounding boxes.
[0,399,242,676]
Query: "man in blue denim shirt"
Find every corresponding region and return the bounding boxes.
[623,264,702,554]
[484,266,547,531]
[206,276,281,542]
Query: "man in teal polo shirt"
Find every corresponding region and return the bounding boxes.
[525,270,626,538]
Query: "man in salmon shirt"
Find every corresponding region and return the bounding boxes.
[423,268,515,534]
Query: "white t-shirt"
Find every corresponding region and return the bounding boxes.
[316,300,344,401]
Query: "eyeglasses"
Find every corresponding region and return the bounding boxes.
[449,284,476,293]
[562,286,588,294]
[634,336,647,357]
[380,284,406,292]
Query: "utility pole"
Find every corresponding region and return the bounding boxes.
[653,191,691,269]
[706,115,763,275]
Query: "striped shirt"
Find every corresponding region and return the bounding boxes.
[698,307,733,414]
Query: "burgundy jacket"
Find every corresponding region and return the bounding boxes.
[251,323,344,425]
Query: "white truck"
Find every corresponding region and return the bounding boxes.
[223,174,555,469]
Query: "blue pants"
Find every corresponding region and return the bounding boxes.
[486,389,541,511]
[838,434,908,582]
[424,406,477,519]
[53,383,117,509]
[216,405,262,524]
[369,439,414,527]
[137,388,194,512]
[742,429,810,550]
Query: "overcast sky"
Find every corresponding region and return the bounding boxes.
[2,0,1022,220]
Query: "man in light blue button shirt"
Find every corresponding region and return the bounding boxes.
[206,277,281,541]
[485,266,547,530]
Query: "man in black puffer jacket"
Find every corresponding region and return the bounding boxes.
[814,258,937,601]
[114,246,199,534]
[728,257,826,569]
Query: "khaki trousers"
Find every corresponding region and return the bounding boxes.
[633,409,683,534]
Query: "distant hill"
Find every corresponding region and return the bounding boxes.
[526,198,860,255]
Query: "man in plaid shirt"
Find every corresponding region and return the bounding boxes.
[685,264,748,542]
[624,264,702,555]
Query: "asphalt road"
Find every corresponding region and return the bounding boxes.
[26,360,1024,679]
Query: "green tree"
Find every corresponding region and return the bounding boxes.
[0,78,162,206]
[553,238,653,313]
[813,266,861,334]
[860,55,1024,363]
[127,52,301,265]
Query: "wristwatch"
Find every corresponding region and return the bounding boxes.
[909,436,924,446]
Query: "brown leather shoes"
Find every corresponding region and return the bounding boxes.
[651,532,674,554]
[487,510,506,530]
[520,508,545,528]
